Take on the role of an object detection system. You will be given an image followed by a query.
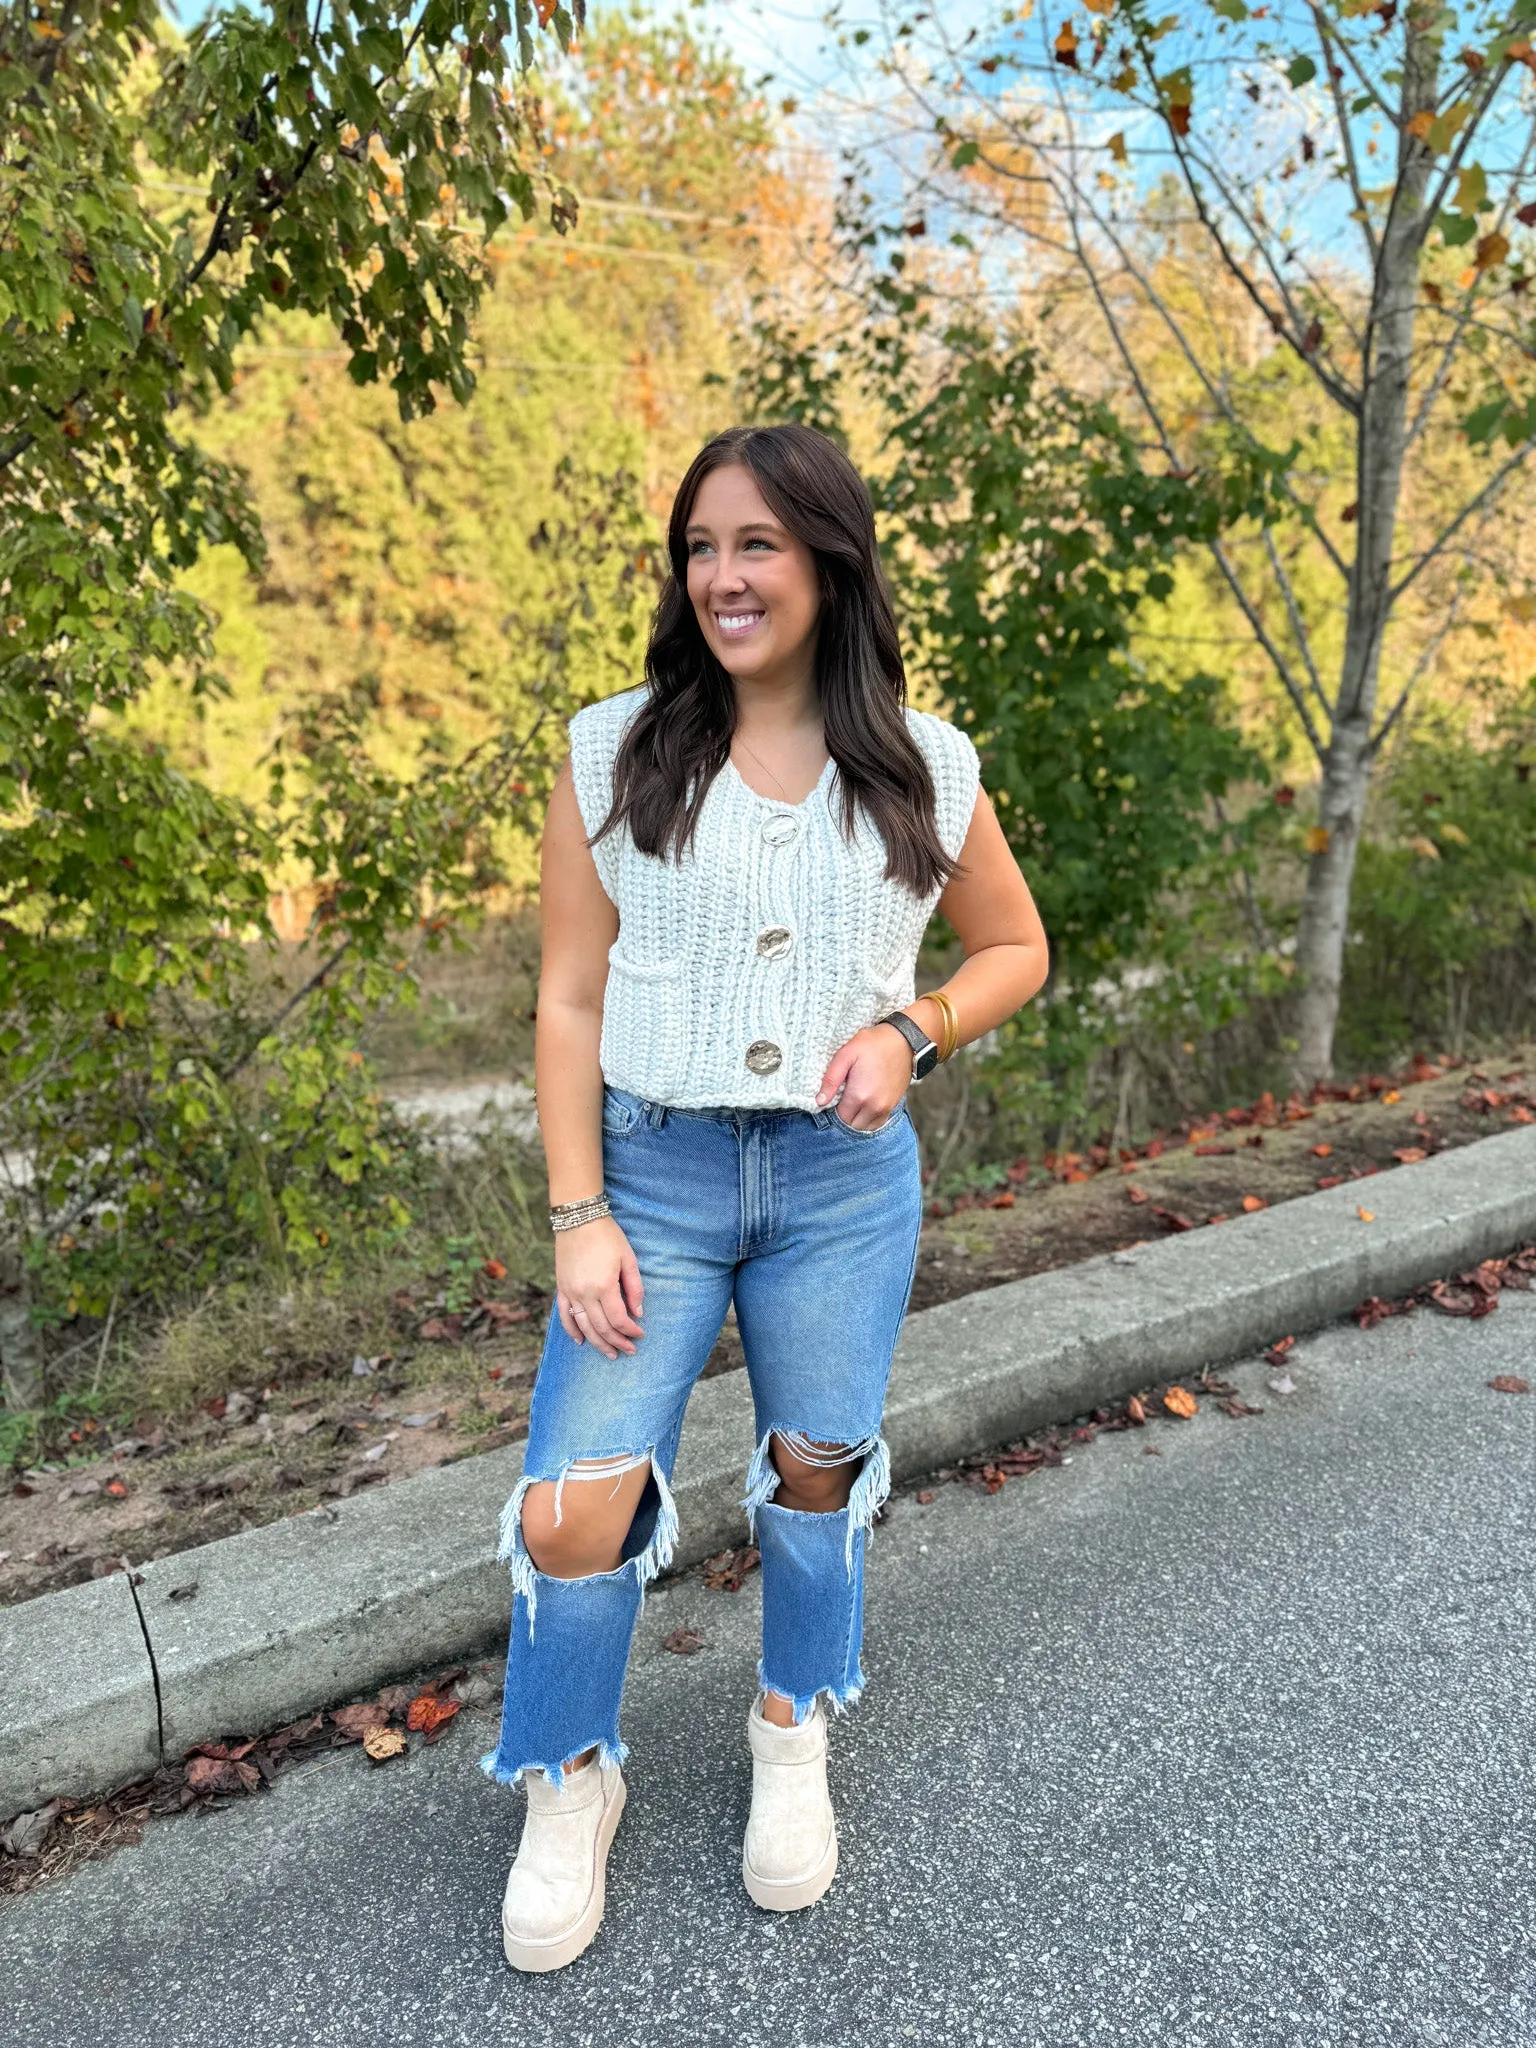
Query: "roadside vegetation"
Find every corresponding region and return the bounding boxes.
[2,4,1532,1530]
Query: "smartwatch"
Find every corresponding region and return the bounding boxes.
[877,1010,940,1082]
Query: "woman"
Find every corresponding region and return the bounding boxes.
[484,423,1049,1971]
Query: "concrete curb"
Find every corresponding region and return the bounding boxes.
[5,1123,1534,1821]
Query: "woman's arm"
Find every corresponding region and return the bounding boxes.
[907,786,1050,1054]
[536,758,645,1358]
[816,788,1049,1126]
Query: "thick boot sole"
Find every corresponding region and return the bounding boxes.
[501,1775,627,1973]
[741,1826,838,1913]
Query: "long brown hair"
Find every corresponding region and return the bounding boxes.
[589,424,958,896]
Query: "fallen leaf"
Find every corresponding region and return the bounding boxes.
[418,1319,452,1342]
[1143,1445,1163,1456]
[363,1725,408,1761]
[1,1800,61,1858]
[1240,1194,1266,1213]
[1357,1206,1375,1222]
[916,1489,936,1505]
[1151,1206,1194,1232]
[1126,1185,1150,1204]
[1381,1089,1401,1104]
[662,1628,705,1655]
[406,1692,462,1737]
[1162,1385,1198,1418]
[1126,1396,1147,1424]
[1393,1146,1427,1164]
[184,1753,260,1796]
[1310,1142,1333,1158]
[331,1699,396,1741]
[1264,1335,1296,1366]
[481,1258,507,1281]
[1488,1374,1530,1394]
[1317,1173,1344,1189]
[703,1545,761,1592]
[1219,1397,1264,1418]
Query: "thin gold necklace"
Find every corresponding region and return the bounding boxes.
[731,733,791,801]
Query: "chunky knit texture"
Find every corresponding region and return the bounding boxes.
[568,686,981,1111]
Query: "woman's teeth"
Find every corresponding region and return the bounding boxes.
[716,611,765,635]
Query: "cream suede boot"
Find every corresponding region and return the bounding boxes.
[741,1696,839,1911]
[501,1756,626,1972]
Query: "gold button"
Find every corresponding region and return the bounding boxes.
[744,1040,783,1075]
[755,926,793,960]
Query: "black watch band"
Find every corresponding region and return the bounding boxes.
[877,1011,940,1082]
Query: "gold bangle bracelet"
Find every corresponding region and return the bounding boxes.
[921,989,961,1063]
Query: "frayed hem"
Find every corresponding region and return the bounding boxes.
[495,1448,679,1644]
[478,1735,629,1792]
[755,1661,867,1726]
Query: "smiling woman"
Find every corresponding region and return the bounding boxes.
[484,422,1050,1972]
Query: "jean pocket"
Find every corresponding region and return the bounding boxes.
[601,1086,645,1138]
[830,1099,909,1139]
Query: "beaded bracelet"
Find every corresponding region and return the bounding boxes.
[549,1193,612,1233]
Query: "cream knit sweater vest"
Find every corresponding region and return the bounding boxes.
[568,686,981,1112]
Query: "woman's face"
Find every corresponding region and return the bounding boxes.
[683,462,821,685]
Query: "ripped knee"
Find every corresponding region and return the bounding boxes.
[497,1451,680,1641]
[741,1429,892,1574]
[768,1431,865,1512]
[519,1452,655,1579]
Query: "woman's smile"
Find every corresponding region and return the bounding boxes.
[714,607,766,637]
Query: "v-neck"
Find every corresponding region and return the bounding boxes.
[723,751,837,810]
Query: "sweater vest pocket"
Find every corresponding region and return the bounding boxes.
[599,944,686,1096]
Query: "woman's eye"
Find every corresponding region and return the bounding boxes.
[687,539,714,558]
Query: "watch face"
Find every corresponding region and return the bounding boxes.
[912,1040,940,1081]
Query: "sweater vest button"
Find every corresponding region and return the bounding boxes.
[755,926,793,960]
[744,1039,783,1075]
[760,812,800,848]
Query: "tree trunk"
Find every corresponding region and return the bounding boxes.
[0,1237,44,1413]
[1293,21,1439,1084]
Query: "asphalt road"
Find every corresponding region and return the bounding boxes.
[3,1294,1532,2048]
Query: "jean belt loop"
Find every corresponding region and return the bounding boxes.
[644,1098,668,1130]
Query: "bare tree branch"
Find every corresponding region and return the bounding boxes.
[1127,18,1361,416]
[1389,434,1536,604]
[1370,585,1464,753]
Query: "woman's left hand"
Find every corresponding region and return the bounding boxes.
[816,1024,913,1129]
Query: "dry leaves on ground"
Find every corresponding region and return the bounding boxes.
[662,1628,705,1655]
[703,1546,760,1592]
[1162,1386,1198,1419]
[1,1659,501,1898]
[1488,1375,1530,1394]
[1354,1245,1535,1330]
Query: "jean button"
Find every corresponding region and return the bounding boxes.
[761,813,800,848]
[744,1039,783,1075]
[755,925,793,960]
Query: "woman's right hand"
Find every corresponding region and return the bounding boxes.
[554,1216,645,1359]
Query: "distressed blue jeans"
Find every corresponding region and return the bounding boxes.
[484,1084,923,1788]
